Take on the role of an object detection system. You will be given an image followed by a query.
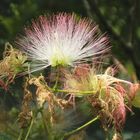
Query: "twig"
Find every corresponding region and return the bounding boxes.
[24,118,34,140]
[63,116,99,138]
[82,0,93,19]
[83,0,140,79]
[18,129,24,140]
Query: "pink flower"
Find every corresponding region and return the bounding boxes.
[112,92,126,131]
[16,13,109,73]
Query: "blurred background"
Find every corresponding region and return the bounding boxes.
[0,0,140,139]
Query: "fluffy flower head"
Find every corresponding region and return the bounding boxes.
[16,13,109,72]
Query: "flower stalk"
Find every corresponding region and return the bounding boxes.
[52,88,97,94]
[63,116,99,139]
[17,129,24,140]
[24,118,34,140]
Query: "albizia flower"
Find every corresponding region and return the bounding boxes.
[65,67,132,96]
[65,67,135,131]
[16,13,109,72]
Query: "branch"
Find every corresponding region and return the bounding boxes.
[83,0,132,52]
[83,0,140,79]
[63,116,99,138]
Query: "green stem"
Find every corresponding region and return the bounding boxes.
[52,89,96,94]
[63,116,99,138]
[18,129,24,140]
[40,111,50,136]
[24,118,34,140]
[53,67,60,90]
[40,110,54,140]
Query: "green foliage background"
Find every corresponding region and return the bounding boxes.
[0,0,140,139]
